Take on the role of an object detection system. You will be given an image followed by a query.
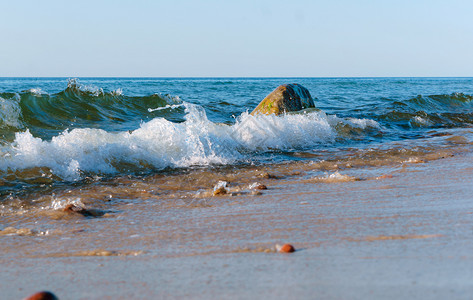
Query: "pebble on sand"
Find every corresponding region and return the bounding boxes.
[249,182,268,190]
[63,204,102,217]
[213,180,228,196]
[259,172,274,179]
[23,291,58,300]
[255,184,267,190]
[213,187,227,196]
[277,243,296,253]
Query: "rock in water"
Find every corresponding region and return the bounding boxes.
[251,84,314,115]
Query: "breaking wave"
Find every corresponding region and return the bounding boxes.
[2,78,473,184]
[0,79,183,141]
[0,102,380,181]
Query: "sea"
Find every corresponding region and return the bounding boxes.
[4,77,473,298]
[1,77,473,221]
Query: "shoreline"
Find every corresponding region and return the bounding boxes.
[2,146,473,299]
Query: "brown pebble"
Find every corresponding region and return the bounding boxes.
[23,291,58,300]
[63,204,95,217]
[63,204,84,213]
[255,184,267,190]
[213,187,227,196]
[260,172,274,179]
[279,243,296,253]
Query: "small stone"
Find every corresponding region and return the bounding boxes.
[63,204,96,217]
[63,204,84,213]
[249,182,267,190]
[213,187,227,196]
[278,243,296,253]
[213,180,228,196]
[23,291,58,300]
[259,172,274,179]
[255,184,267,190]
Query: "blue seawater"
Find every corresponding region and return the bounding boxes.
[1,77,473,197]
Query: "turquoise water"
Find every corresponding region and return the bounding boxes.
[1,77,473,201]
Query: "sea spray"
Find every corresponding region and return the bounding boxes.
[0,101,379,181]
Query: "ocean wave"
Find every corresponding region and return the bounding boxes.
[373,93,473,129]
[0,102,380,181]
[5,79,473,183]
[0,79,182,140]
[2,80,473,145]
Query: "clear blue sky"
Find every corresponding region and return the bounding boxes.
[1,0,472,77]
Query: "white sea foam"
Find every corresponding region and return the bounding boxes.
[148,104,184,112]
[410,116,433,127]
[0,102,379,180]
[67,78,104,96]
[26,88,46,95]
[342,117,381,129]
[312,171,358,182]
[111,88,123,96]
[232,110,337,150]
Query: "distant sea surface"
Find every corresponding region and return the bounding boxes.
[2,77,473,212]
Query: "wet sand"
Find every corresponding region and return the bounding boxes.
[2,150,473,299]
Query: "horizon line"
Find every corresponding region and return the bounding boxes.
[1,76,473,79]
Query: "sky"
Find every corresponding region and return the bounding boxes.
[1,0,473,77]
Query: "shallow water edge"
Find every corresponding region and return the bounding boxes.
[2,145,473,299]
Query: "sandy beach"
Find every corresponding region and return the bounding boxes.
[2,145,473,299]
[3,0,473,297]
